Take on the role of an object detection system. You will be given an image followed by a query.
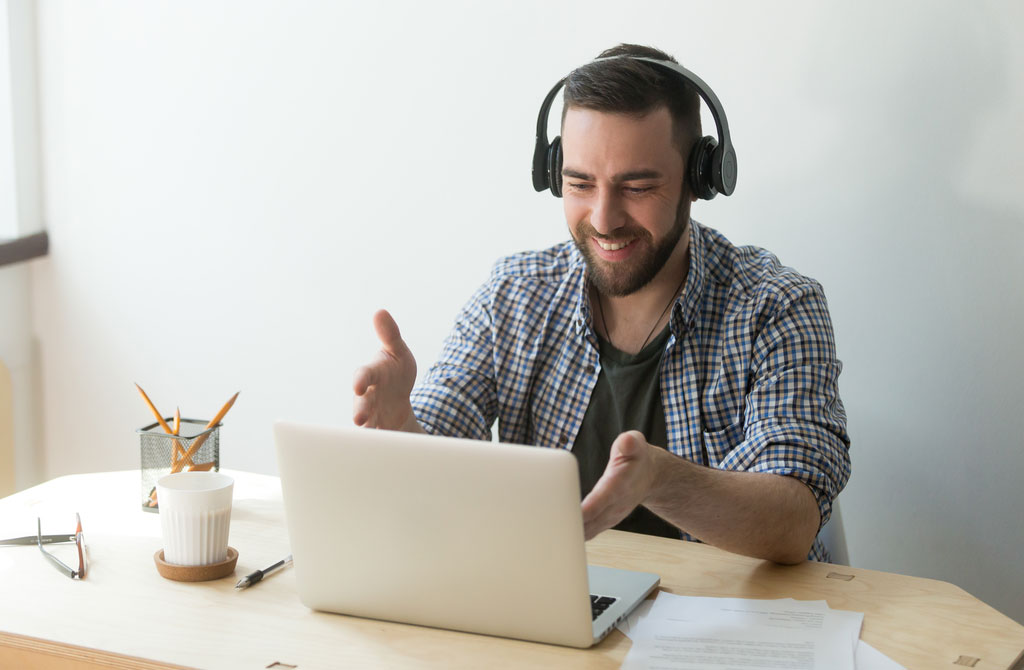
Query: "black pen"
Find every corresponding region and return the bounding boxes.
[235,554,293,589]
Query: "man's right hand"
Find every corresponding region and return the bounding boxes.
[352,309,423,433]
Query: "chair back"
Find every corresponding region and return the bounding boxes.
[820,500,849,565]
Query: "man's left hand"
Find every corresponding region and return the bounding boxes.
[581,430,663,540]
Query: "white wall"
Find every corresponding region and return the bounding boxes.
[2,0,44,493]
[27,1,1023,623]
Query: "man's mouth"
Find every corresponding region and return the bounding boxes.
[595,238,634,251]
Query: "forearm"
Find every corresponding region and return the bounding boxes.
[644,448,821,564]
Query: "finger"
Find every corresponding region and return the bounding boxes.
[584,516,614,541]
[352,364,377,395]
[581,478,612,520]
[610,430,647,462]
[581,483,618,539]
[581,432,651,539]
[581,500,603,540]
[582,495,618,540]
[583,451,623,510]
[581,492,600,527]
[583,488,638,540]
[352,407,377,428]
[372,309,407,352]
[352,388,377,427]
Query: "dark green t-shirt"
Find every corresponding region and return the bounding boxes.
[572,326,680,539]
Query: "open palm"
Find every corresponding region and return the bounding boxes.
[352,310,419,431]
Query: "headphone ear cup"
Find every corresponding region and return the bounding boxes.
[547,136,563,198]
[688,136,718,200]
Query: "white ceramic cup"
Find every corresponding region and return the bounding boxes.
[156,471,234,566]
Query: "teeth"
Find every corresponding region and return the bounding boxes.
[597,239,631,251]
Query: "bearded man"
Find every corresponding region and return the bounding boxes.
[352,44,851,565]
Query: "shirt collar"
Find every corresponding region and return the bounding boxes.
[671,218,707,336]
[571,248,593,338]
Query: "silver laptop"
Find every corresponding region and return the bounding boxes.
[273,421,660,648]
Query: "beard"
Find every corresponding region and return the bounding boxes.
[572,208,688,298]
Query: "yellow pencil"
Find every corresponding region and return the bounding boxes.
[172,407,187,469]
[135,384,173,434]
[205,391,239,430]
[136,383,188,468]
[173,392,240,473]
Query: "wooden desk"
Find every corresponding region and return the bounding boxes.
[1,471,1021,670]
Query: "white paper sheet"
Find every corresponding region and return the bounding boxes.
[618,598,654,640]
[620,593,865,670]
[855,641,907,670]
[617,594,905,670]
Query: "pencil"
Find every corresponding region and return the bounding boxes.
[136,383,190,469]
[172,407,189,469]
[135,384,173,434]
[172,392,240,473]
[205,391,239,430]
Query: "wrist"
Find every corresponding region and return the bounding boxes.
[400,409,425,434]
[643,446,698,510]
[643,444,670,505]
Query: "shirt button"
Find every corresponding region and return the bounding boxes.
[585,365,595,375]
[561,433,570,445]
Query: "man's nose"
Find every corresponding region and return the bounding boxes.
[589,189,625,236]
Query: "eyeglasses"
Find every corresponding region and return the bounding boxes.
[0,513,88,579]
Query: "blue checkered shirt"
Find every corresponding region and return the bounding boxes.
[411,220,851,562]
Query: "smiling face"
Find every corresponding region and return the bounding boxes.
[561,105,692,297]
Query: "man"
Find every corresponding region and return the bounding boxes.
[352,44,850,564]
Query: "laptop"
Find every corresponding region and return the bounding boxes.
[273,421,660,648]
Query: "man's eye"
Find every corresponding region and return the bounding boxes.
[625,186,654,195]
[567,182,593,192]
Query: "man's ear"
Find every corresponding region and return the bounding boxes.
[684,181,698,203]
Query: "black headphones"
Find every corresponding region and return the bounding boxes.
[531,56,737,200]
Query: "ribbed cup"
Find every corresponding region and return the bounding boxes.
[156,472,234,566]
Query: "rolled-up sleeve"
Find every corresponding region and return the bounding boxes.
[410,278,498,442]
[719,283,852,529]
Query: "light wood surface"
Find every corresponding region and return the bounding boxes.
[1,471,1021,670]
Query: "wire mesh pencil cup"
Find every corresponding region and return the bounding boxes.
[137,418,220,512]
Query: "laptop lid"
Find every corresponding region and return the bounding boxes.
[273,421,658,648]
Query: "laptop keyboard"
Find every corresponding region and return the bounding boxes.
[590,594,618,620]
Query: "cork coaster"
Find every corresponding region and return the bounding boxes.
[154,546,238,582]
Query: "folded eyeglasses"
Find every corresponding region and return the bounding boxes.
[0,513,88,579]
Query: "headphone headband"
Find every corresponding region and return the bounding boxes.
[531,55,737,199]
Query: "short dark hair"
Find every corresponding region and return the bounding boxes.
[562,44,701,159]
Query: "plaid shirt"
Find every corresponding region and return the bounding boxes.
[411,220,851,562]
